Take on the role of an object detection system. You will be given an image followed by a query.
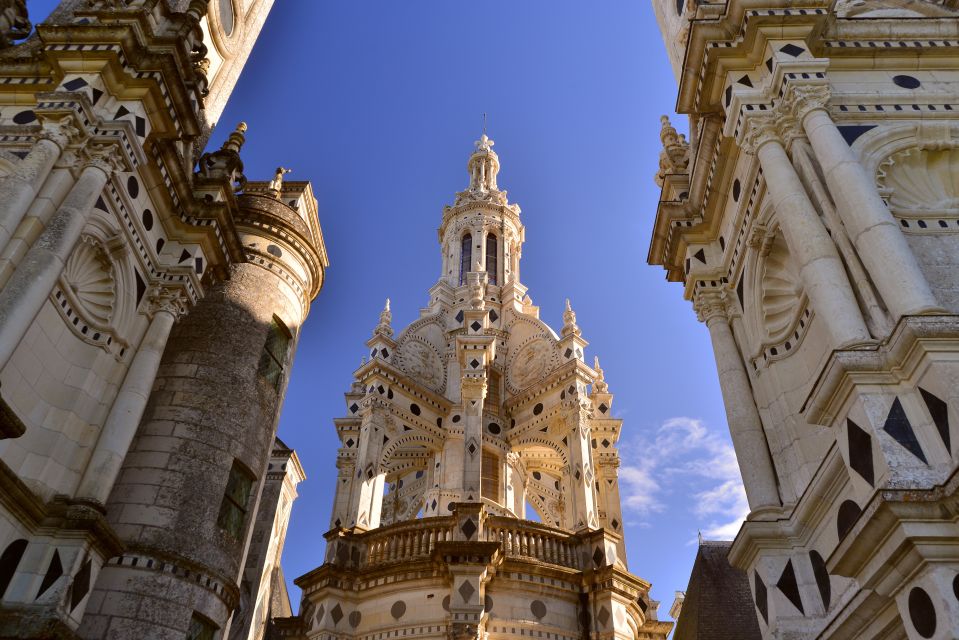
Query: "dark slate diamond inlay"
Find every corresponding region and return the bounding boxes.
[776,559,804,615]
[883,397,927,463]
[598,403,609,414]
[489,310,498,322]
[350,403,359,414]
[847,418,875,486]
[809,550,831,611]
[331,603,343,624]
[455,310,464,323]
[36,550,63,599]
[592,546,605,567]
[919,387,950,453]
[470,358,480,369]
[69,560,91,611]
[780,43,805,57]
[754,571,768,624]
[458,579,475,603]
[470,321,482,332]
[349,611,361,628]
[564,348,573,358]
[461,518,477,540]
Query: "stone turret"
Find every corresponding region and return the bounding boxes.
[78,176,326,639]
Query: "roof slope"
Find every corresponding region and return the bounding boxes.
[673,541,762,640]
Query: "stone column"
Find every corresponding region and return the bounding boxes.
[0,143,118,371]
[0,117,80,255]
[563,396,599,531]
[788,84,939,318]
[76,287,187,506]
[694,290,780,512]
[743,116,870,347]
[347,399,389,529]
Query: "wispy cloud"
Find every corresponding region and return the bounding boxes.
[619,417,748,541]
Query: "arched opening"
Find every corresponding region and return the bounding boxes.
[0,539,27,599]
[485,233,498,285]
[524,501,542,523]
[459,233,472,286]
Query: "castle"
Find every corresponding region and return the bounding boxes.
[650,1,959,638]
[0,1,326,638]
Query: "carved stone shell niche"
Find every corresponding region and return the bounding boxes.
[62,236,116,328]
[878,146,959,217]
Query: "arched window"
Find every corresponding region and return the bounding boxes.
[459,234,472,286]
[485,233,498,285]
[0,539,27,599]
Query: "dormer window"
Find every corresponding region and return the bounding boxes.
[486,233,498,285]
[459,233,472,286]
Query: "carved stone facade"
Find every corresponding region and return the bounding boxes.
[285,138,672,640]
[0,2,326,639]
[651,1,959,639]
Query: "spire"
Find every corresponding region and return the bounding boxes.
[562,298,581,337]
[655,115,689,187]
[374,298,393,338]
[222,122,247,153]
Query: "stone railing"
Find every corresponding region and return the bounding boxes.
[484,516,581,570]
[360,517,455,567]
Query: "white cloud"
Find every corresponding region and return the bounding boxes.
[618,416,748,541]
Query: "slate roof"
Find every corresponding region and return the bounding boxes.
[673,541,762,640]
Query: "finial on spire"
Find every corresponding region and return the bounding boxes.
[221,122,247,153]
[374,298,393,338]
[593,356,609,393]
[562,299,581,337]
[474,134,494,152]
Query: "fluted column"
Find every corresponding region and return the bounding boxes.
[787,84,939,318]
[0,143,119,371]
[76,288,187,505]
[695,290,780,512]
[0,117,81,255]
[742,116,870,347]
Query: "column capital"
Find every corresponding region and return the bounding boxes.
[693,288,730,325]
[782,82,831,123]
[37,115,84,150]
[80,142,126,176]
[145,286,189,320]
[738,114,781,155]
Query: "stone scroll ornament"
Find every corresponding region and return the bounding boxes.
[0,1,29,49]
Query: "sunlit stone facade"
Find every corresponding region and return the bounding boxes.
[651,1,959,638]
[286,138,671,640]
[0,1,326,638]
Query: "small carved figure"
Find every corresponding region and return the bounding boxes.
[269,166,292,196]
[0,0,30,49]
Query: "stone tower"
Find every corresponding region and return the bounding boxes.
[0,1,326,639]
[290,137,671,640]
[650,1,959,639]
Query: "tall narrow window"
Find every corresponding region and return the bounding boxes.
[485,233,498,285]
[486,369,501,412]
[188,612,218,640]
[257,316,292,390]
[217,461,254,540]
[481,450,500,501]
[459,234,472,286]
[0,539,27,600]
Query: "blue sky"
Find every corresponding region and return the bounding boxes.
[30,0,746,620]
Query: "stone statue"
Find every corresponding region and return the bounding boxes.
[0,0,30,49]
[268,166,292,196]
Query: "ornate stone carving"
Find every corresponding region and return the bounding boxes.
[655,115,689,186]
[508,339,549,390]
[63,236,116,326]
[759,231,802,341]
[398,338,443,392]
[145,286,188,320]
[39,116,83,150]
[738,115,781,156]
[268,166,292,196]
[0,0,30,49]
[877,145,959,214]
[196,122,247,192]
[693,289,729,325]
[81,142,125,175]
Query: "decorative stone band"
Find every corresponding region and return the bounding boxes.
[105,549,240,611]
